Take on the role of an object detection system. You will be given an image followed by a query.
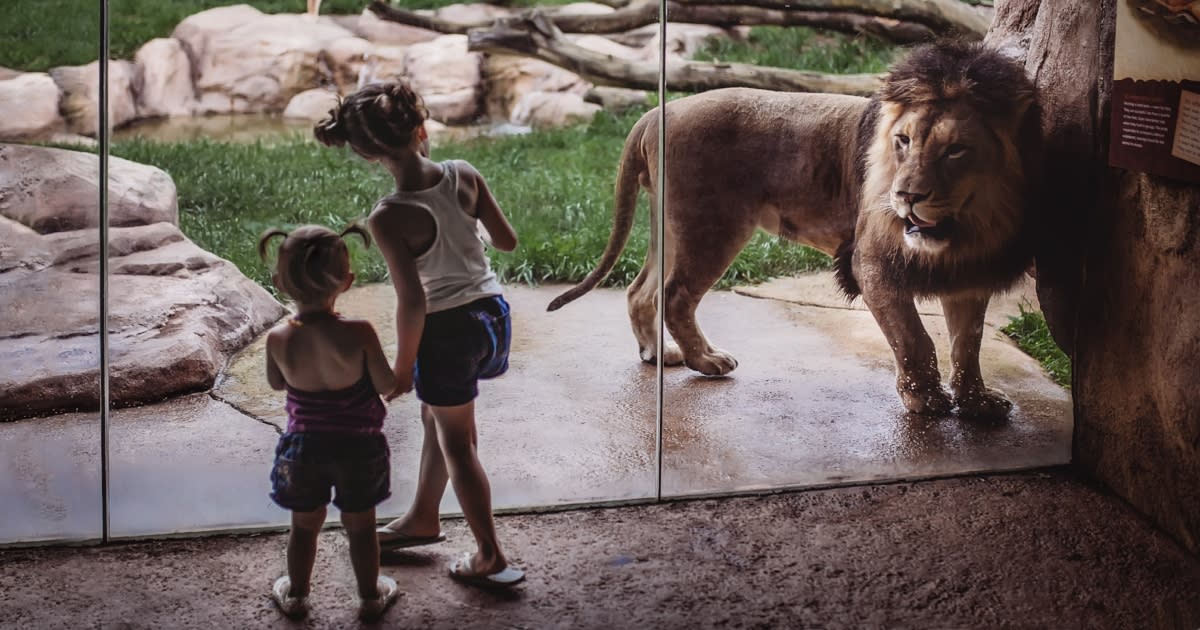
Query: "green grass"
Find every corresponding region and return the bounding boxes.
[1001,305,1072,388]
[110,109,830,295]
[1,0,496,72]
[692,26,896,75]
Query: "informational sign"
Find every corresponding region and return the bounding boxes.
[1110,0,1200,184]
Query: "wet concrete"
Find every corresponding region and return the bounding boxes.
[0,276,1070,543]
[1,471,1197,629]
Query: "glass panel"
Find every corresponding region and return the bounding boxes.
[0,0,103,545]
[658,20,1073,497]
[106,0,661,537]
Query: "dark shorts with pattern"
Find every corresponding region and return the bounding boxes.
[269,432,390,513]
[415,295,511,407]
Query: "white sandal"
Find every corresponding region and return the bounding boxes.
[358,575,400,621]
[270,576,309,619]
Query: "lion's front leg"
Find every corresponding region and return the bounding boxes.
[860,276,952,415]
[940,293,1012,419]
[664,278,738,376]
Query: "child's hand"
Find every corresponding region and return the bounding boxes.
[386,367,414,401]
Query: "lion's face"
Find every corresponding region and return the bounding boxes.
[869,100,1024,256]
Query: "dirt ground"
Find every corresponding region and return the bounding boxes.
[2,469,1198,629]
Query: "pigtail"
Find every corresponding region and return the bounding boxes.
[258,228,289,261]
[341,222,372,250]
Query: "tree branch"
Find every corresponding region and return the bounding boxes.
[467,13,884,96]
[370,0,936,44]
[671,0,989,37]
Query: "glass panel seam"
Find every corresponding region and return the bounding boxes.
[654,0,667,502]
[99,0,111,544]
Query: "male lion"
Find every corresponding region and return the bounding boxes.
[548,41,1040,419]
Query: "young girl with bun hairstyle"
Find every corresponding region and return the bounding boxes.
[315,82,524,587]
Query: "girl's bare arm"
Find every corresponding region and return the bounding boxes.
[459,161,518,252]
[357,321,398,397]
[264,328,286,391]
[368,202,427,397]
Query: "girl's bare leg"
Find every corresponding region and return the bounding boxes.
[382,404,448,536]
[287,507,326,596]
[431,401,507,574]
[341,509,383,599]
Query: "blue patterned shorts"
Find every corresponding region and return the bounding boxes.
[269,432,390,513]
[415,295,511,407]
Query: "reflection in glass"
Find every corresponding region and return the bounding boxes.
[0,0,103,545]
[105,1,661,537]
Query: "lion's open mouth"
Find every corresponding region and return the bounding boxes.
[903,215,955,240]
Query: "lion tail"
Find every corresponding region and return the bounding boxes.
[833,239,861,300]
[546,112,649,312]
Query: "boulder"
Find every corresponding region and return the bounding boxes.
[352,7,440,45]
[283,88,340,121]
[0,144,177,233]
[50,60,139,136]
[584,86,648,113]
[637,24,736,61]
[404,35,482,124]
[0,223,285,420]
[327,39,408,93]
[0,145,283,420]
[171,4,266,65]
[405,34,484,124]
[0,216,51,274]
[433,3,511,24]
[482,54,587,120]
[135,38,197,118]
[174,7,357,113]
[511,91,601,129]
[0,73,63,141]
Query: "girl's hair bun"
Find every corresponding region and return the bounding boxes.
[313,101,349,148]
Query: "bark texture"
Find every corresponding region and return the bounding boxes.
[371,0,937,43]
[988,0,1200,553]
[467,13,884,95]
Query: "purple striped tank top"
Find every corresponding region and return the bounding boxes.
[283,311,387,435]
[285,372,386,435]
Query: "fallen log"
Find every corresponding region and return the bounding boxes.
[466,12,885,96]
[368,0,936,44]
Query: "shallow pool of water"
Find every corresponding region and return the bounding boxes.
[113,114,532,146]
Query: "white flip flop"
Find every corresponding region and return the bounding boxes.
[448,552,525,588]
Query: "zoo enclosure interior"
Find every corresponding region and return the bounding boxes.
[0,0,1072,546]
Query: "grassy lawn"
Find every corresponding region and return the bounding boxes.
[693,26,896,75]
[1001,306,1071,388]
[110,108,829,295]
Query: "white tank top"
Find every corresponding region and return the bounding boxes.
[381,160,503,313]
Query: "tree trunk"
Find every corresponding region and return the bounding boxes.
[468,13,885,96]
[369,0,939,43]
[988,0,1200,555]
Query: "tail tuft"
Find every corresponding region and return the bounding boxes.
[833,239,861,301]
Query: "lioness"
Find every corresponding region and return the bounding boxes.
[548,41,1040,419]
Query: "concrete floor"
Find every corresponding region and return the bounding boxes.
[0,277,1070,543]
[1,470,1197,629]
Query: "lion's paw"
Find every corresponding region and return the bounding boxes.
[639,343,685,366]
[686,349,738,376]
[955,387,1013,420]
[898,383,953,416]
